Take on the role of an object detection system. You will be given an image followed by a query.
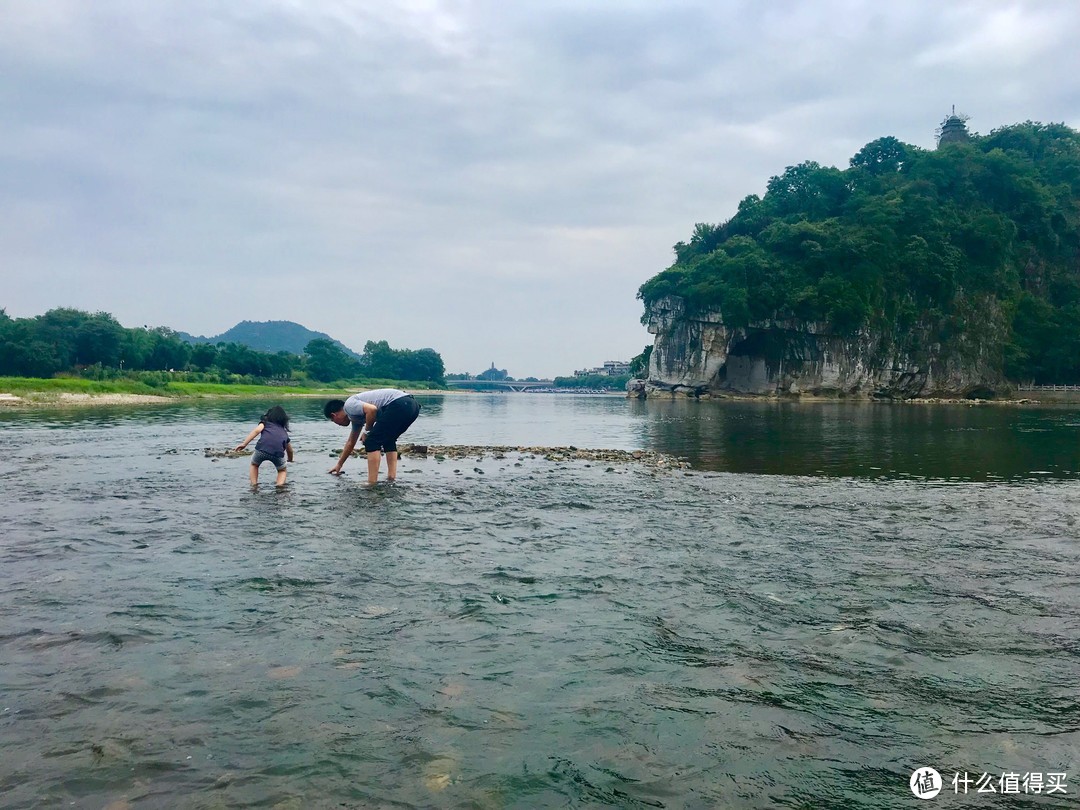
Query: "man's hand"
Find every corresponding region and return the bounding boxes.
[328,466,343,475]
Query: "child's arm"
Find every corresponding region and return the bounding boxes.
[286,439,294,462]
[234,423,264,452]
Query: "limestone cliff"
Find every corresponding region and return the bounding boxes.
[643,295,1008,399]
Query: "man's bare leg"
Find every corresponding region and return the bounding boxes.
[386,451,398,481]
[367,450,382,485]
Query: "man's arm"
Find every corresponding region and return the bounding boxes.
[329,428,362,475]
[361,401,378,429]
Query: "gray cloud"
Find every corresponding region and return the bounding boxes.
[2,0,1078,377]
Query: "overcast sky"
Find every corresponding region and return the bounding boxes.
[2,1,1078,378]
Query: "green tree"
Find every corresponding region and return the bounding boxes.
[189,343,219,371]
[394,348,445,382]
[146,328,192,370]
[304,338,360,382]
[359,340,398,379]
[218,342,266,376]
[629,345,652,377]
[849,136,912,176]
[267,351,299,379]
[35,308,86,368]
[75,313,125,367]
[764,161,849,220]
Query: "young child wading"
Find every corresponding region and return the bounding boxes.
[235,406,294,486]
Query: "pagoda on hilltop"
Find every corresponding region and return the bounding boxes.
[936,106,971,147]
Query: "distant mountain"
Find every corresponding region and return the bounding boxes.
[175,320,363,360]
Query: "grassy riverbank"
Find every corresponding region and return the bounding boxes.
[0,376,447,406]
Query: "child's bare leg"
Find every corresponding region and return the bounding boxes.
[386,451,398,481]
[366,450,381,485]
[275,467,287,486]
[249,463,259,485]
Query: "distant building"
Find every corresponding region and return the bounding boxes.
[937,106,971,147]
[477,362,509,381]
[573,360,631,377]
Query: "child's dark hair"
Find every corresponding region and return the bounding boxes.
[261,405,290,430]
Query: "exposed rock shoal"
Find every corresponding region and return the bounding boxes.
[204,444,690,469]
[397,445,688,468]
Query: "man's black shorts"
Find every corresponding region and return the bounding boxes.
[363,395,420,453]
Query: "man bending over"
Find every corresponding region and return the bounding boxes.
[325,389,421,485]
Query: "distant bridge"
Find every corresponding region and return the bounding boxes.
[446,379,554,392]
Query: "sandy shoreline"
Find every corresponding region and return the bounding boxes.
[0,392,177,407]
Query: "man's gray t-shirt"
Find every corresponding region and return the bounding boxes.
[343,389,407,430]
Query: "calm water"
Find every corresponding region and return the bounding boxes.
[1,394,1079,808]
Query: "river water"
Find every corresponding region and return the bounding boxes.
[1,394,1078,808]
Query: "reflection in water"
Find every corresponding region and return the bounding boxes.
[0,396,1078,807]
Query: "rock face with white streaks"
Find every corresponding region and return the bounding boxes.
[643,295,1008,399]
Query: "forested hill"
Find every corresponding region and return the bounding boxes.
[176,320,362,360]
[637,121,1080,383]
[0,310,445,383]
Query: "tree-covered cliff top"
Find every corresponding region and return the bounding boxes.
[638,121,1080,382]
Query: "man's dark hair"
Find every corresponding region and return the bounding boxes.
[323,399,346,419]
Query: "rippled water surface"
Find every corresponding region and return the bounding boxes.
[2,395,1079,808]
